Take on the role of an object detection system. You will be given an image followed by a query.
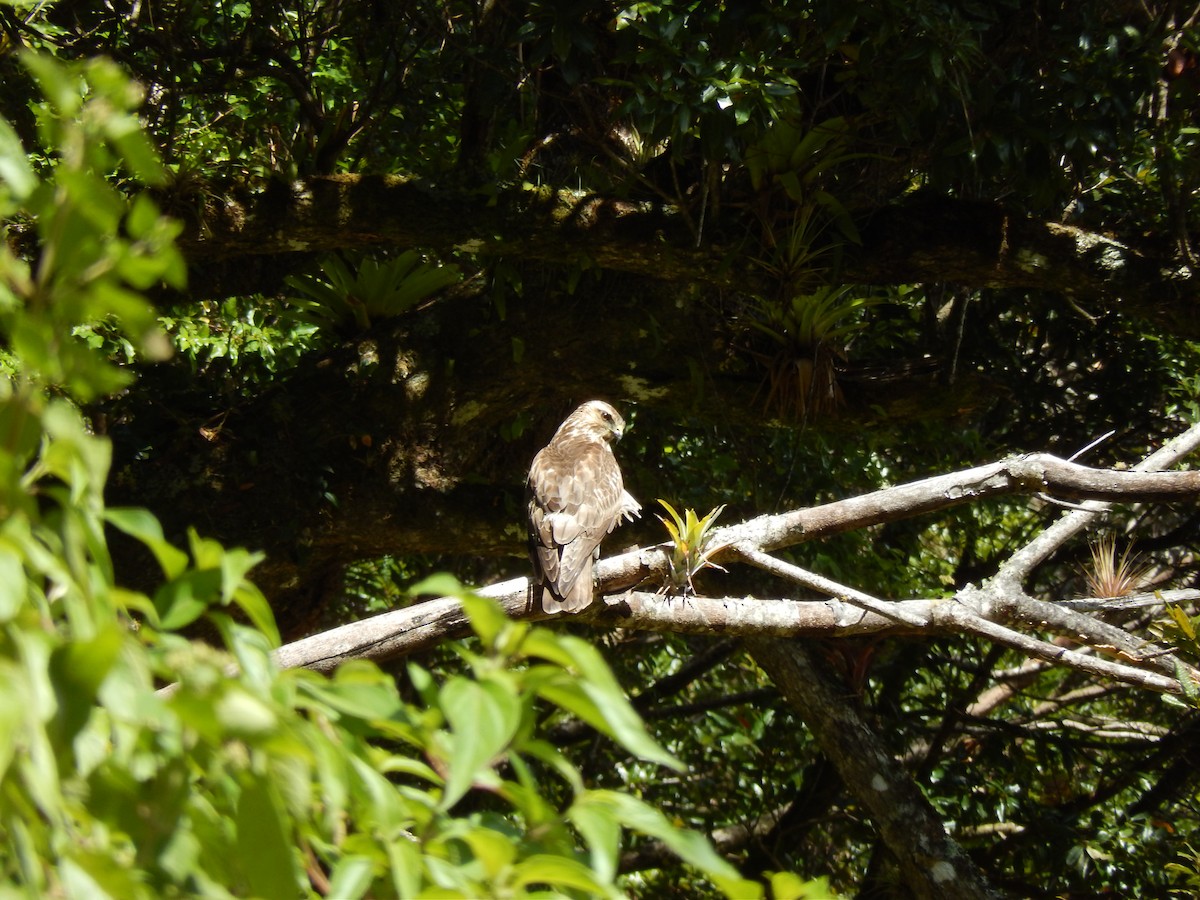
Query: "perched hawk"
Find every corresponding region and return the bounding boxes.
[527,400,641,614]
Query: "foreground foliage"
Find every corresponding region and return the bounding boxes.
[2,1,1200,896]
[0,56,821,898]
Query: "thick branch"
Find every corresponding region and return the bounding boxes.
[269,450,1200,692]
[182,178,1200,337]
[853,198,1200,337]
[714,451,1200,557]
[996,421,1200,585]
[272,585,1186,695]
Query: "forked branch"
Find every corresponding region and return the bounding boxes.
[272,430,1200,694]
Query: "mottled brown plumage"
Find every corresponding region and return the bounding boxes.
[527,400,641,613]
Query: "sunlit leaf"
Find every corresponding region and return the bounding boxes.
[438,676,521,808]
[104,507,189,579]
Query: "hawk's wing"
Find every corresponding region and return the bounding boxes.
[527,436,626,613]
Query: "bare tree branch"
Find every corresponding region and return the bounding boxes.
[995,422,1200,586]
[1059,589,1200,611]
[731,545,939,628]
[714,449,1200,558]
[269,447,1200,695]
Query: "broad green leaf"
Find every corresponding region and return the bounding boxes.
[215,687,278,737]
[438,676,521,808]
[575,791,756,897]
[409,572,468,598]
[0,117,36,202]
[538,676,680,770]
[56,857,112,900]
[49,625,123,749]
[236,776,299,899]
[230,582,279,647]
[348,755,411,833]
[186,528,225,570]
[298,663,405,721]
[154,568,222,630]
[0,543,24,621]
[770,871,838,899]
[0,394,45,467]
[0,663,25,778]
[459,826,518,877]
[217,545,265,606]
[515,628,579,669]
[553,635,682,771]
[326,855,376,899]
[461,592,511,647]
[108,125,167,186]
[21,52,84,117]
[386,839,423,900]
[569,800,622,884]
[512,854,614,895]
[104,507,189,579]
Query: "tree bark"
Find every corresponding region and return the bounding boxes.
[746,637,1002,900]
[263,446,1200,697]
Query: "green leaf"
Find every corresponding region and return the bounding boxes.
[236,776,299,899]
[574,791,756,897]
[49,626,124,750]
[512,854,613,895]
[21,52,84,118]
[0,117,36,202]
[326,856,376,899]
[656,498,683,543]
[217,545,265,606]
[0,663,27,779]
[1174,658,1199,705]
[154,570,220,630]
[438,676,521,808]
[1167,603,1197,641]
[231,581,279,647]
[298,662,405,721]
[104,507,189,579]
[108,124,167,186]
[770,871,838,899]
[461,592,511,647]
[409,572,469,598]
[546,635,683,771]
[348,754,413,834]
[459,826,518,878]
[569,800,622,884]
[0,543,25,622]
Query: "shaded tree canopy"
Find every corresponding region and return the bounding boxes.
[4,0,1200,896]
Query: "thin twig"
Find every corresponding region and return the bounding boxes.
[731,545,931,628]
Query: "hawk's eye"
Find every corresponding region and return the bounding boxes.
[601,411,613,423]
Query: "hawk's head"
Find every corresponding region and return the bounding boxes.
[556,400,626,444]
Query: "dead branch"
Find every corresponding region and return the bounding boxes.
[269,441,1200,694]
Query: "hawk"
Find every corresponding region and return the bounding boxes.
[527,400,641,614]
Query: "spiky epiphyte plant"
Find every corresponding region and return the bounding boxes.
[656,500,728,596]
[285,251,459,334]
[1083,534,1151,598]
[746,286,879,422]
[1150,604,1200,706]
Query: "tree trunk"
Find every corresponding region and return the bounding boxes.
[747,637,1001,900]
